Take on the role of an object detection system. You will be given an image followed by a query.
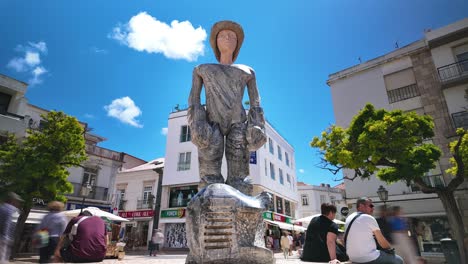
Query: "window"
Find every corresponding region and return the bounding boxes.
[286,173,291,185]
[320,195,326,205]
[82,168,98,187]
[264,159,268,176]
[180,125,191,142]
[269,138,274,154]
[117,189,126,210]
[169,185,198,208]
[143,186,153,201]
[279,169,284,185]
[177,152,191,171]
[285,152,290,166]
[0,92,12,114]
[330,196,336,205]
[270,162,275,180]
[384,68,419,103]
[276,197,283,214]
[301,194,309,206]
[285,200,291,216]
[454,44,468,72]
[277,146,282,160]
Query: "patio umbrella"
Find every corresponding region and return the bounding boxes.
[293,214,345,225]
[63,207,129,222]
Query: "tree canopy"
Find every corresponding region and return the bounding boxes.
[0,111,87,205]
[311,103,442,186]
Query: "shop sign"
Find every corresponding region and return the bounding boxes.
[340,207,349,216]
[249,151,257,164]
[263,211,292,224]
[161,208,186,218]
[33,197,47,206]
[118,210,154,218]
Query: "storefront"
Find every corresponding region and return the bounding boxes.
[118,209,153,248]
[160,208,188,248]
[407,215,451,257]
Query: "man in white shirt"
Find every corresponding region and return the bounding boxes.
[345,197,403,264]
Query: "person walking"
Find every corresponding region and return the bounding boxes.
[151,229,164,257]
[390,206,418,264]
[37,201,67,263]
[0,192,23,264]
[344,197,403,264]
[280,232,290,259]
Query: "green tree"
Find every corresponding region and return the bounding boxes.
[0,111,87,257]
[311,104,467,263]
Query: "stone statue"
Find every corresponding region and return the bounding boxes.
[185,21,274,264]
[188,20,267,195]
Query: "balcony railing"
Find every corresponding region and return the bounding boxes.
[387,84,420,104]
[137,199,154,209]
[118,200,127,210]
[85,144,122,162]
[437,59,468,84]
[452,111,468,129]
[68,182,109,201]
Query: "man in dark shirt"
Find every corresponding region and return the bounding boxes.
[301,203,348,262]
[54,210,107,262]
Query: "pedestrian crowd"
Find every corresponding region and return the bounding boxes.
[300,198,426,264]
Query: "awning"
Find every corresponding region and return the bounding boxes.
[12,210,47,224]
[264,219,306,232]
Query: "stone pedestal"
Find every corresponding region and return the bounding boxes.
[185,184,275,264]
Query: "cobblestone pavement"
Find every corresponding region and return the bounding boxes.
[13,251,308,264]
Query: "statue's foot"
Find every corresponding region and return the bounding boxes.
[225,177,253,196]
[199,175,225,189]
[255,191,273,210]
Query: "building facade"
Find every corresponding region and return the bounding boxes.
[0,74,29,140]
[159,108,299,249]
[114,158,164,248]
[297,182,347,220]
[327,18,468,257]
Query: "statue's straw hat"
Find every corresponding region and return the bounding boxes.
[210,20,244,63]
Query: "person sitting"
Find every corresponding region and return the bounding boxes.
[53,210,107,263]
[301,203,348,262]
[345,197,403,264]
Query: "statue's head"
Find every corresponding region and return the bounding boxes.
[210,20,244,63]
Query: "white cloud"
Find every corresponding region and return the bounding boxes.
[104,96,143,128]
[90,47,108,54]
[110,12,207,61]
[6,42,48,86]
[299,169,305,174]
[25,52,40,66]
[161,127,168,136]
[84,113,95,119]
[29,41,48,53]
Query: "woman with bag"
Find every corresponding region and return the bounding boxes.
[36,201,67,263]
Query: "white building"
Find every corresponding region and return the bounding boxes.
[327,18,468,257]
[113,158,164,247]
[159,108,299,249]
[0,74,29,140]
[297,182,347,220]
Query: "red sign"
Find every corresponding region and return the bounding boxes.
[118,210,154,218]
[273,214,285,222]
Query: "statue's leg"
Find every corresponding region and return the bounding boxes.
[198,124,225,189]
[225,122,252,195]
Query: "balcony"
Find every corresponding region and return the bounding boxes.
[0,112,26,137]
[68,182,109,201]
[137,199,154,210]
[452,111,468,129]
[437,59,468,88]
[118,200,127,210]
[85,144,122,162]
[387,84,420,104]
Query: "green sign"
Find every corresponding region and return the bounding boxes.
[160,208,186,218]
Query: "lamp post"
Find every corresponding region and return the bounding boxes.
[376,185,389,206]
[80,183,92,213]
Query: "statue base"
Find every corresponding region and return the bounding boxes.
[185,183,275,264]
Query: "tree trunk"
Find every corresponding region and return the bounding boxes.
[437,190,467,264]
[10,206,31,260]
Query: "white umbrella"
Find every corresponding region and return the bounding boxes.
[293,214,345,225]
[63,207,129,222]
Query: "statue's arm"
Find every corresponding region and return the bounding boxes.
[189,67,202,107]
[246,68,267,151]
[246,69,260,108]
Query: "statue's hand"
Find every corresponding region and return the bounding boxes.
[191,121,221,149]
[246,125,267,151]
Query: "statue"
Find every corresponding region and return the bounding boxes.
[188,20,267,195]
[185,21,274,264]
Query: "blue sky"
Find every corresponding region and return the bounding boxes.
[1,0,467,185]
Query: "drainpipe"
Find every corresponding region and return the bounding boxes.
[152,167,164,233]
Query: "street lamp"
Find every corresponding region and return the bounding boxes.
[376,185,389,205]
[80,183,92,213]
